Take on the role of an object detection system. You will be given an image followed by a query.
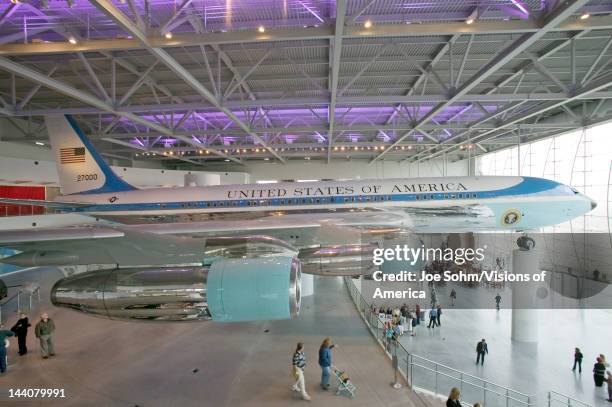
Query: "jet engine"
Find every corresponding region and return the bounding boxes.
[51,256,300,322]
[298,243,379,276]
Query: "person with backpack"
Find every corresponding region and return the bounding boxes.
[594,357,607,387]
[476,339,488,365]
[572,347,583,373]
[0,324,15,374]
[291,342,310,401]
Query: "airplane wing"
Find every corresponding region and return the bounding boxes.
[0,210,396,269]
[0,197,95,210]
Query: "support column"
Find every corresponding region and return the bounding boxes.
[301,273,314,297]
[511,246,539,342]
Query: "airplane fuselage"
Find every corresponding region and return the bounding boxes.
[58,176,595,232]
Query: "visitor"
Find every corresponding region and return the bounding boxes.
[34,312,56,359]
[428,307,439,328]
[0,324,15,374]
[436,304,442,326]
[415,304,421,325]
[11,312,31,356]
[450,288,457,306]
[476,339,488,365]
[605,371,612,402]
[318,338,334,390]
[292,342,311,401]
[572,347,583,373]
[594,357,606,387]
[601,354,610,368]
[446,387,462,407]
[495,293,502,310]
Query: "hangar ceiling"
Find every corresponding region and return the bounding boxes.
[0,0,611,168]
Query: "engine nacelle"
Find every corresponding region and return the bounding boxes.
[51,256,301,322]
[298,243,378,276]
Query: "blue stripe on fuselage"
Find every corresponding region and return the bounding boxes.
[65,177,572,213]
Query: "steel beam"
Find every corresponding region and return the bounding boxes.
[327,0,346,163]
[2,14,609,56]
[421,73,612,161]
[370,0,590,163]
[90,0,285,164]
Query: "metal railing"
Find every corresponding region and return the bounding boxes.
[0,285,41,325]
[547,391,592,407]
[344,277,536,407]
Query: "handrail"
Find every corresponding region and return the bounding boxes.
[0,286,41,324]
[409,362,532,403]
[547,391,592,407]
[408,353,532,397]
[343,276,537,406]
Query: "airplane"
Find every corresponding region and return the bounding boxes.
[0,115,596,324]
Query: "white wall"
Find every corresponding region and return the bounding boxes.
[0,141,249,188]
[246,158,468,182]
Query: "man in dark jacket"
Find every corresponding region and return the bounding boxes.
[11,312,31,356]
[572,347,583,373]
[34,313,55,359]
[0,324,15,373]
[476,339,488,365]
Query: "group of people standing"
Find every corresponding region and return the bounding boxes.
[291,338,336,401]
[579,349,612,402]
[0,312,56,374]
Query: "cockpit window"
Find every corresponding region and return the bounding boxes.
[570,187,580,194]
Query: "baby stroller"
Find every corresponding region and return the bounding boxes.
[333,366,356,398]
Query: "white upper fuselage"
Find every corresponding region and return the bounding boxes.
[58,176,595,232]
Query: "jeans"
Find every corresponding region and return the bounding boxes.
[321,366,331,387]
[0,346,6,373]
[572,359,582,372]
[39,334,54,357]
[476,351,486,365]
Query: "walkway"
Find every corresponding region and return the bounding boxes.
[0,270,423,407]
[397,283,612,406]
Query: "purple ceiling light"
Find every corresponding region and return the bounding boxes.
[510,0,529,15]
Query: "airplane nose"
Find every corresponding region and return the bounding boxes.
[591,199,597,210]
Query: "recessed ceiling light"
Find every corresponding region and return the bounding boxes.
[164,32,173,39]
[258,26,265,33]
[264,157,270,161]
[580,12,590,20]
[68,36,77,45]
[224,159,230,162]
[364,20,372,28]
[35,141,44,146]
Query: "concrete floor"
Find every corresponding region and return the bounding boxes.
[0,270,422,407]
[397,283,612,407]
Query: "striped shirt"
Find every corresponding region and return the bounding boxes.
[293,351,306,370]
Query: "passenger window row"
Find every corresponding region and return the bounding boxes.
[173,193,478,209]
